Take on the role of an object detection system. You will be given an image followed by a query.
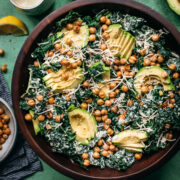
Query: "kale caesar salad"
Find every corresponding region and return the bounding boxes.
[20,10,180,170]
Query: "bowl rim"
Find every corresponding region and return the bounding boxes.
[0,98,17,163]
[12,0,180,179]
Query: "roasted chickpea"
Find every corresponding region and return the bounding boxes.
[114,59,120,65]
[100,44,107,50]
[141,86,148,94]
[104,124,109,130]
[0,138,5,144]
[170,98,175,104]
[127,99,133,107]
[107,128,114,135]
[99,90,106,98]
[150,55,157,62]
[66,23,73,30]
[102,32,110,40]
[129,56,137,64]
[157,55,164,63]
[96,116,102,122]
[60,58,69,66]
[1,64,7,73]
[48,97,55,104]
[67,50,73,57]
[97,139,104,146]
[109,144,116,151]
[80,103,88,109]
[73,25,80,33]
[94,146,101,153]
[61,72,69,81]
[109,82,116,89]
[89,27,96,34]
[165,133,173,140]
[105,100,112,107]
[59,48,66,55]
[97,99,104,105]
[38,115,45,122]
[119,66,126,72]
[120,58,127,65]
[65,38,73,46]
[82,152,89,159]
[148,85,153,90]
[74,20,82,26]
[66,96,71,101]
[48,50,54,57]
[89,34,96,41]
[121,85,128,92]
[169,92,175,98]
[124,71,130,77]
[55,115,61,123]
[27,99,35,106]
[101,150,108,157]
[143,58,151,66]
[3,115,10,122]
[77,59,82,66]
[100,16,106,23]
[102,143,109,151]
[152,34,159,42]
[0,145,2,150]
[92,87,100,95]
[105,19,111,25]
[129,71,135,77]
[162,71,168,79]
[168,103,174,108]
[93,152,100,158]
[46,112,53,119]
[102,115,108,121]
[101,109,107,115]
[25,113,32,121]
[173,72,179,79]
[111,106,118,113]
[102,24,108,31]
[165,123,171,129]
[94,110,101,116]
[54,43,61,50]
[71,62,78,69]
[83,81,89,88]
[105,118,111,125]
[135,153,143,160]
[109,91,116,98]
[34,60,39,67]
[83,159,90,166]
[0,49,4,56]
[139,49,146,56]
[86,98,93,104]
[0,108,4,114]
[113,65,119,71]
[168,64,176,71]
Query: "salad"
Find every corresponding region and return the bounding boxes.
[20,10,180,170]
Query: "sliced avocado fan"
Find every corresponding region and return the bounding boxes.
[134,66,175,95]
[167,0,180,15]
[29,110,40,135]
[57,25,89,48]
[43,66,84,93]
[68,107,97,145]
[112,129,148,153]
[107,24,136,59]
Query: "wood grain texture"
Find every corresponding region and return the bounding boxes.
[12,0,180,179]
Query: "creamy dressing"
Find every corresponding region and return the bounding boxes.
[12,0,43,8]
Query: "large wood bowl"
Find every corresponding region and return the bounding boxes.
[12,0,180,179]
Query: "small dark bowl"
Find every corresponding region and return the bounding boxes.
[12,0,180,179]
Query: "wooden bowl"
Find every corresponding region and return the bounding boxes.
[12,0,180,179]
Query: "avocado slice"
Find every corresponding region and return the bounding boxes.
[134,66,175,95]
[68,108,97,145]
[57,25,89,48]
[167,0,180,15]
[112,129,148,153]
[43,66,84,93]
[29,110,40,135]
[107,24,136,59]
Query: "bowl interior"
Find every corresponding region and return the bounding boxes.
[0,98,17,162]
[12,1,180,179]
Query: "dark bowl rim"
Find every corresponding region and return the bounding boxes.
[12,0,180,179]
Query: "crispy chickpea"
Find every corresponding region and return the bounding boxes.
[83,81,89,88]
[109,82,116,89]
[119,114,125,120]
[105,118,111,125]
[4,128,11,135]
[89,34,96,41]
[114,65,119,71]
[0,108,4,114]
[3,124,8,130]
[105,100,112,107]
[93,152,100,159]
[109,144,116,151]
[82,152,89,159]
[66,23,73,30]
[65,38,73,46]
[97,139,104,146]
[148,85,153,90]
[100,44,107,50]
[105,60,111,66]
[165,133,173,139]
[80,103,88,109]
[141,86,148,94]
[161,71,168,79]
[55,115,61,123]
[33,60,39,67]
[129,71,135,77]
[92,87,100,95]
[125,64,131,71]
[75,60,81,67]
[48,50,54,57]
[156,63,161,67]
[173,72,179,79]
[152,34,159,42]
[89,26,96,34]
[114,59,120,65]
[48,97,55,104]
[151,62,156,66]
[86,98,93,104]
[103,143,109,151]
[73,25,80,33]
[119,66,126,72]
[107,128,114,135]
[169,92,175,98]
[67,50,73,57]
[62,72,69,81]
[143,58,151,66]
[3,134,8,139]
[74,20,82,26]
[111,106,118,113]
[0,129,3,135]
[102,24,108,31]
[101,109,107,115]
[135,153,143,160]
[83,159,90,167]
[105,18,111,25]
[100,16,106,23]
[36,95,43,102]
[27,99,35,107]
[1,64,7,73]
[66,96,71,101]
[127,99,133,107]
[38,115,45,122]
[104,124,109,130]
[54,43,61,50]
[120,58,127,65]
[165,123,171,129]
[99,90,106,98]
[170,98,175,104]
[97,99,104,105]
[60,58,69,66]
[150,55,157,62]
[3,115,10,122]
[129,56,137,64]
[116,71,122,78]
[47,68,53,73]
[94,110,101,116]
[94,146,101,153]
[0,49,4,56]
[0,138,5,144]
[178,90,180,96]
[157,55,164,63]
[102,115,108,121]
[96,116,102,122]
[109,91,116,98]
[0,145,2,150]
[121,85,128,92]
[168,103,174,108]
[101,150,108,157]
[124,71,130,77]
[139,101,144,106]
[0,122,3,128]
[168,64,176,71]
[59,48,66,55]
[139,49,146,56]
[102,32,110,40]
[46,112,53,119]
[25,113,32,121]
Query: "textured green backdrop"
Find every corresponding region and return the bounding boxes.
[0,0,179,179]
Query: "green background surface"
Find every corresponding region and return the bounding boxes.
[0,0,180,179]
